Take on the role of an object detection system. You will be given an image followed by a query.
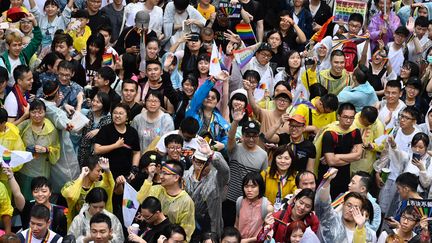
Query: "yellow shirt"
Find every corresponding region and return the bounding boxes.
[197,3,216,20]
[0,182,13,217]
[68,26,92,54]
[351,113,385,174]
[0,122,26,184]
[294,97,336,130]
[261,168,297,204]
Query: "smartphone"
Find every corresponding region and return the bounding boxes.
[413,153,421,160]
[182,20,191,34]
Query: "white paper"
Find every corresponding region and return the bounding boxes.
[209,42,222,77]
[374,134,389,146]
[70,112,90,132]
[300,227,320,243]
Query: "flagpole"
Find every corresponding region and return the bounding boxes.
[249,23,258,44]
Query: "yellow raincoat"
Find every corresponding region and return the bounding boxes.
[313,121,358,175]
[61,171,115,227]
[0,122,26,184]
[0,182,13,217]
[351,113,385,174]
[137,180,196,242]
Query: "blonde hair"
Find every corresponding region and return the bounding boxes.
[5,31,23,45]
[385,234,404,243]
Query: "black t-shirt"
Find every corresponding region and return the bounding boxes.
[319,129,362,199]
[140,218,172,243]
[277,134,316,172]
[94,123,140,179]
[129,102,144,121]
[21,201,67,236]
[88,11,111,33]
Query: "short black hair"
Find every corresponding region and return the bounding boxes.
[402,60,420,78]
[0,108,8,123]
[243,70,261,82]
[146,59,162,69]
[139,150,162,171]
[29,99,46,112]
[90,213,112,229]
[173,0,189,11]
[344,192,367,211]
[87,155,101,171]
[98,66,116,85]
[180,117,199,135]
[13,65,31,82]
[395,26,410,37]
[385,80,402,91]
[164,134,184,147]
[113,103,131,121]
[98,24,112,36]
[415,16,429,28]
[396,172,419,192]
[353,171,372,192]
[354,65,367,84]
[295,170,316,187]
[165,224,187,241]
[221,227,241,243]
[330,49,345,61]
[43,80,59,100]
[412,132,430,148]
[30,204,50,222]
[320,93,339,112]
[293,188,315,209]
[51,33,73,50]
[58,60,75,72]
[309,83,328,100]
[0,66,8,83]
[349,13,363,26]
[338,102,356,115]
[402,106,419,122]
[182,74,198,88]
[31,176,52,192]
[360,106,378,124]
[144,89,164,106]
[164,159,185,177]
[121,79,138,91]
[141,196,162,213]
[241,172,265,198]
[401,206,421,222]
[210,88,221,102]
[85,187,109,204]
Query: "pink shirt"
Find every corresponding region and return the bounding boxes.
[238,198,264,239]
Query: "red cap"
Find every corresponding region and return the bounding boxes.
[7,7,28,23]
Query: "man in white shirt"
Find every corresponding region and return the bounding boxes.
[376,80,406,129]
[4,65,32,126]
[407,16,429,65]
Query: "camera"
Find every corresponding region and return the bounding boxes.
[304,57,316,66]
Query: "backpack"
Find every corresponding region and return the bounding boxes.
[342,41,358,72]
[236,196,269,221]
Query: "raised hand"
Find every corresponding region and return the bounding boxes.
[197,137,212,155]
[352,206,366,229]
[323,167,338,180]
[406,16,415,33]
[81,166,90,177]
[98,157,110,170]
[232,109,245,122]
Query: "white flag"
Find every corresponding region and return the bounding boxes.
[122,182,139,227]
[209,42,222,77]
[0,145,33,168]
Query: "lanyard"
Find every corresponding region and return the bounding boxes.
[26,228,50,243]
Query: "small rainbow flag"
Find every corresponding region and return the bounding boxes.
[235,23,256,41]
[122,199,136,209]
[2,150,11,165]
[233,42,261,69]
[102,53,113,66]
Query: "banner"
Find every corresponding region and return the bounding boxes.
[122,182,139,227]
[407,198,432,218]
[233,42,261,70]
[333,0,368,24]
[218,1,242,18]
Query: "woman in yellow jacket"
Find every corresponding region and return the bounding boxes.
[261,145,297,211]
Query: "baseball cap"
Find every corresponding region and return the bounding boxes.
[135,10,150,29]
[242,120,260,134]
[274,90,293,102]
[257,43,274,55]
[6,7,28,23]
[288,114,306,124]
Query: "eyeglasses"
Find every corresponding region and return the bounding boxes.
[258,52,272,59]
[167,146,182,151]
[401,214,417,222]
[289,124,304,128]
[143,212,155,221]
[244,134,259,138]
[58,73,72,78]
[276,98,290,103]
[399,114,415,121]
[146,99,160,104]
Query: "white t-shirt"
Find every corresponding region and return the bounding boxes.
[377,100,407,130]
[156,130,201,153]
[18,228,63,243]
[7,56,22,87]
[345,226,354,243]
[389,127,420,181]
[4,91,19,118]
[387,42,405,76]
[407,34,429,64]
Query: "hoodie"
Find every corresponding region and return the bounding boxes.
[313,36,332,72]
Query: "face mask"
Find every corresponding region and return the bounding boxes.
[427,55,432,64]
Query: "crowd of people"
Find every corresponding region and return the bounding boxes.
[0,0,432,242]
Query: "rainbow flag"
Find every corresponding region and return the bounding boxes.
[102,53,113,66]
[233,42,261,69]
[331,191,350,208]
[311,16,334,43]
[219,45,232,71]
[235,23,256,41]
